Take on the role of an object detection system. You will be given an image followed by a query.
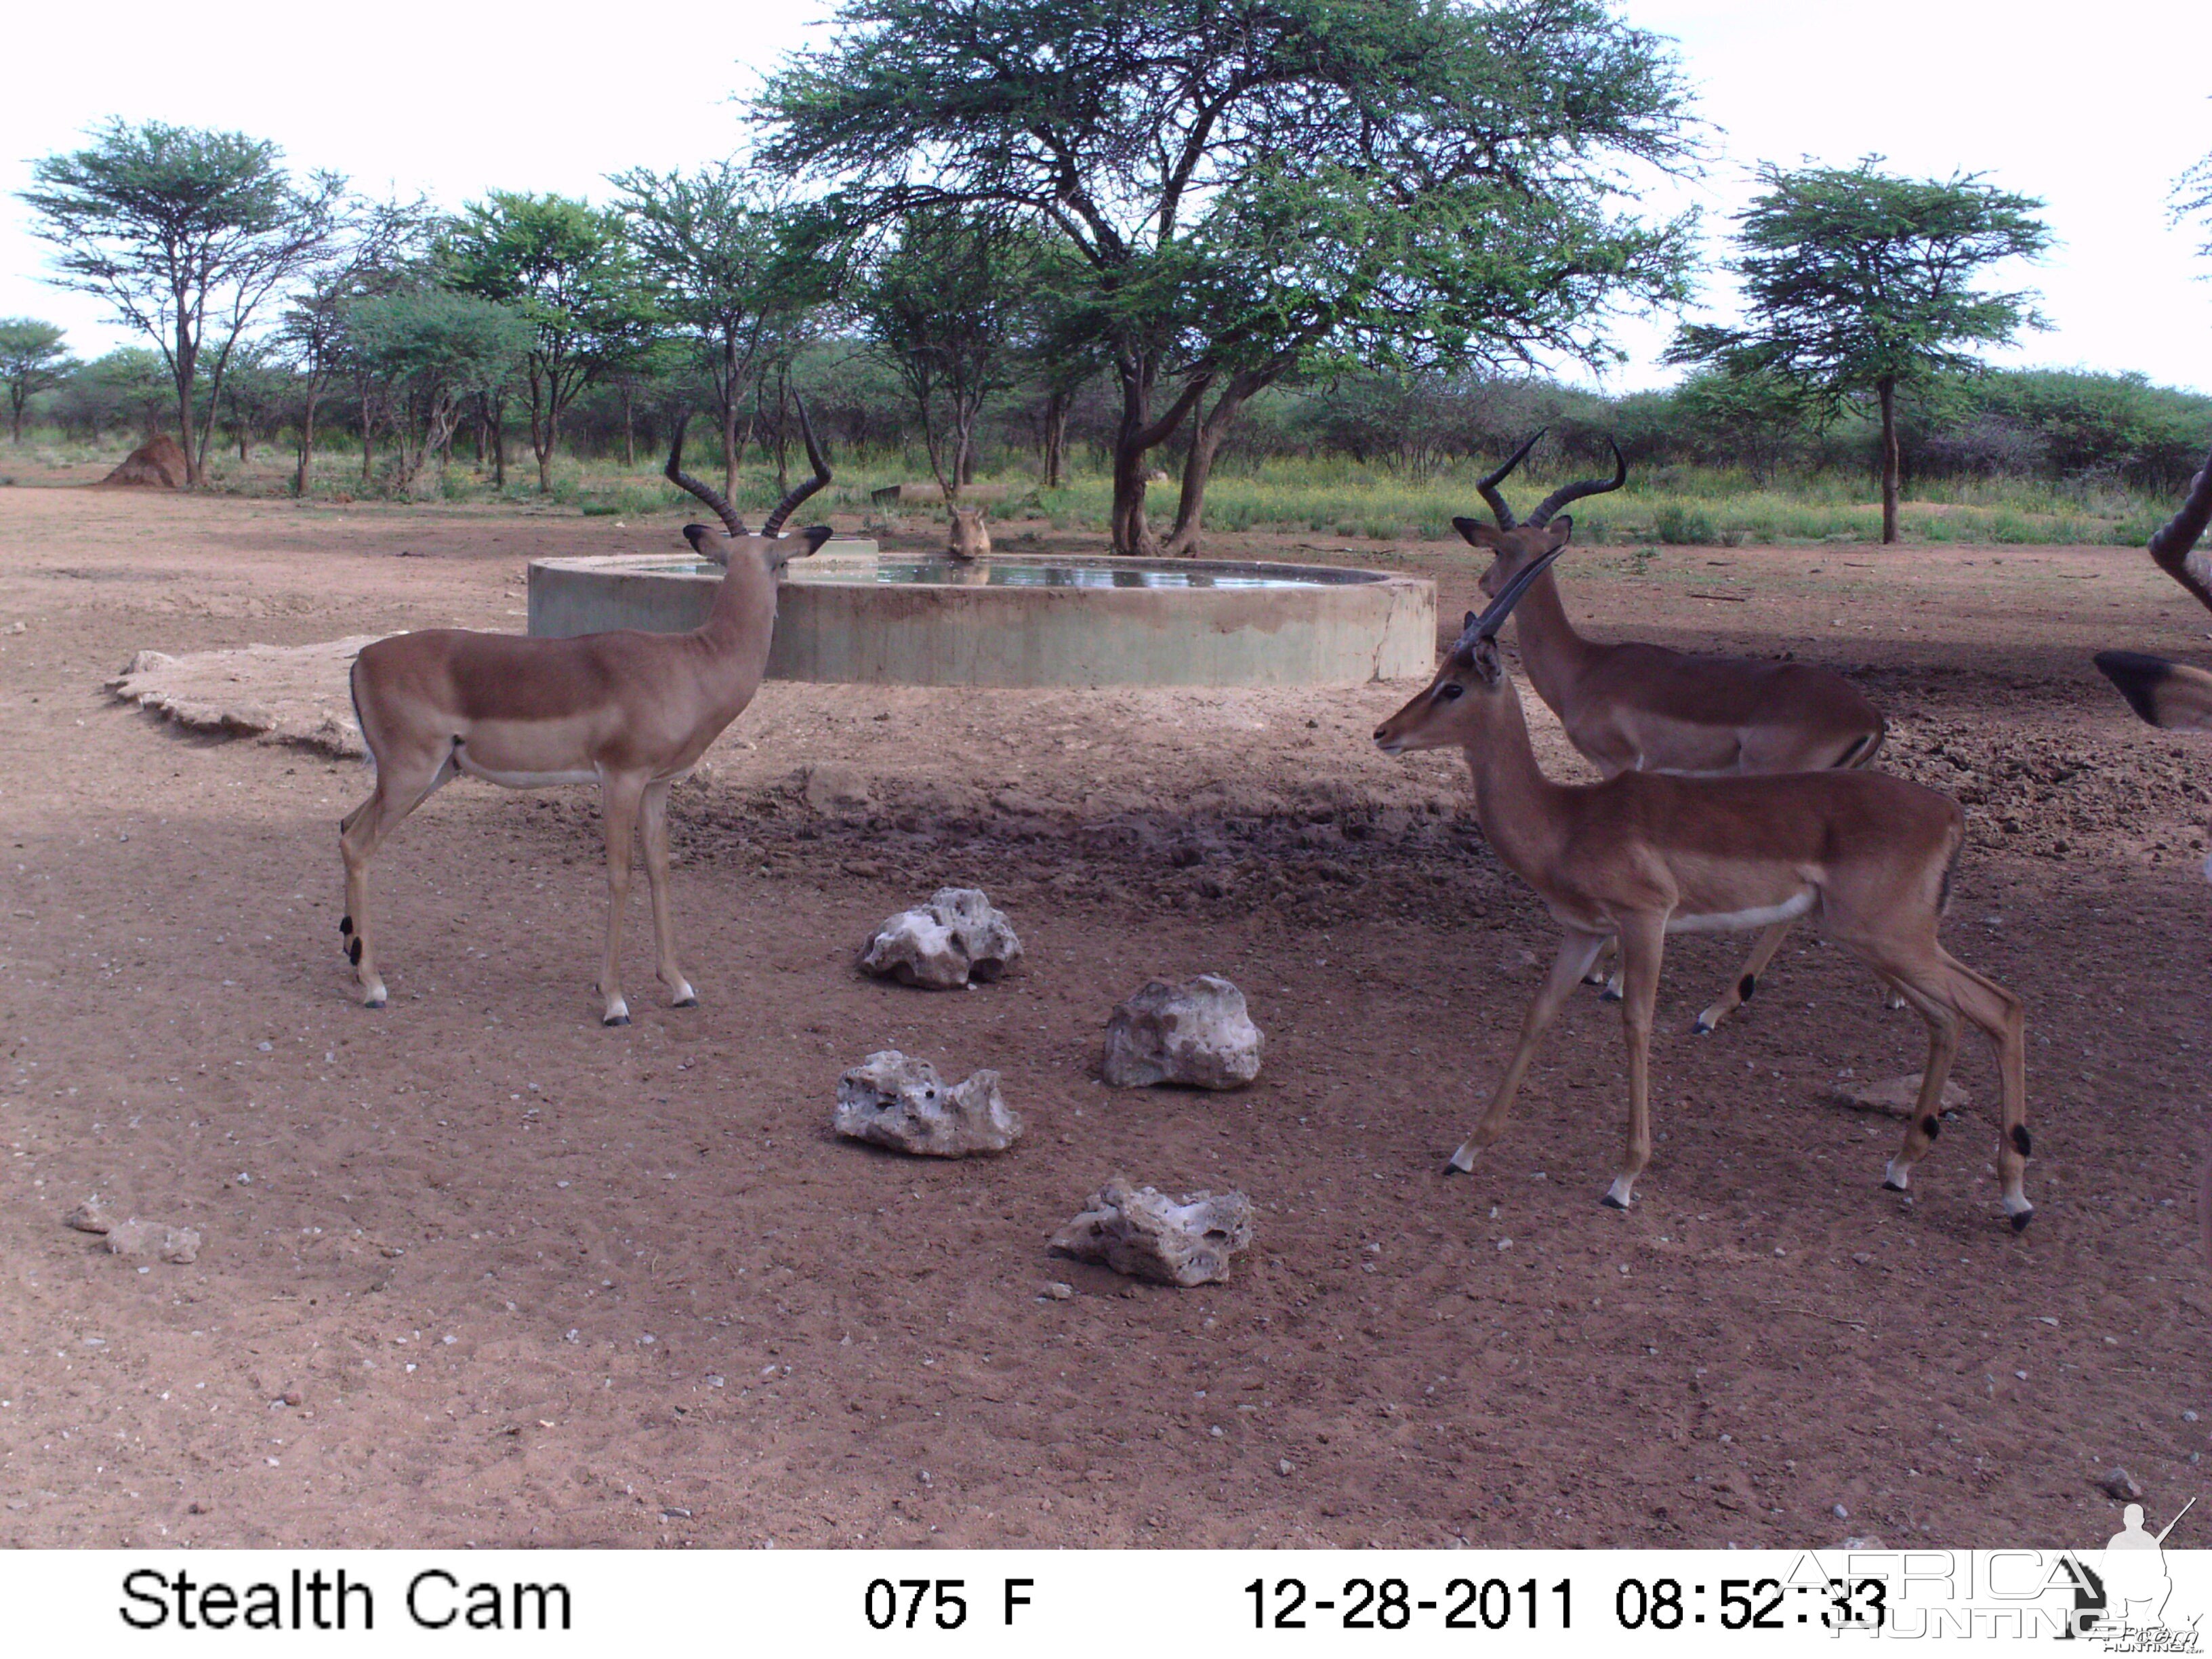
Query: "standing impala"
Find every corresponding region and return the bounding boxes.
[2095,451,2212,739]
[1456,432,1888,1033]
[1374,536,2032,1229]
[340,401,834,1025]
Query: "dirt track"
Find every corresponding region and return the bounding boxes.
[1,474,2208,1549]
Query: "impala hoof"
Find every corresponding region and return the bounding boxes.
[2009,1209,2034,1233]
[603,1014,631,1027]
[364,996,386,1011]
[1598,985,1622,1004]
[1599,1191,1629,1210]
[672,995,698,1010]
[1692,1015,1717,1036]
[1882,1177,1908,1193]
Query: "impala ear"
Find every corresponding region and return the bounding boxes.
[797,525,834,556]
[1453,517,1499,549]
[1463,610,1477,630]
[1471,636,1503,685]
[681,523,732,567]
[1549,516,1573,543]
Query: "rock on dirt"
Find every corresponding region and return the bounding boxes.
[859,888,1023,990]
[833,1051,1022,1156]
[1101,975,1263,1089]
[1830,1072,1971,1117]
[2103,1467,2145,1500]
[62,1197,114,1234]
[108,638,377,757]
[104,1218,202,1264]
[1049,1176,1255,1286]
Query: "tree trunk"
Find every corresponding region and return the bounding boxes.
[491,392,508,490]
[1108,350,1210,555]
[174,329,201,489]
[1878,376,1901,546]
[1162,371,1269,557]
[1042,389,1069,489]
[359,392,376,486]
[293,385,323,497]
[621,384,635,469]
[10,392,25,444]
[719,331,741,501]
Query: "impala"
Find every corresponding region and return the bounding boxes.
[1455,432,1890,1034]
[339,401,834,1025]
[1374,535,2032,1228]
[2095,451,2212,739]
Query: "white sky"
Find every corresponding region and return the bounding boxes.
[1,0,2207,393]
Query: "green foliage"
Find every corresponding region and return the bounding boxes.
[0,317,79,441]
[346,289,531,493]
[857,210,1045,498]
[1668,158,2051,406]
[441,191,657,487]
[18,119,346,480]
[763,0,1701,546]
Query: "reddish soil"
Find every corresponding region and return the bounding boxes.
[1,479,2208,1551]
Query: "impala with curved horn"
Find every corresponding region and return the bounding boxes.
[1457,431,1889,1034]
[1373,542,2032,1227]
[2095,451,2212,741]
[339,398,835,1025]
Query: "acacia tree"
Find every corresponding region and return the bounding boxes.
[610,163,813,497]
[762,0,1696,554]
[19,120,345,485]
[345,290,531,497]
[2175,147,2212,263]
[857,210,1040,501]
[0,319,79,443]
[1668,159,2049,544]
[442,192,655,491]
[278,197,431,495]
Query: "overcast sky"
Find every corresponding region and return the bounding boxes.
[3,0,2207,393]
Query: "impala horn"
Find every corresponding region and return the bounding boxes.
[1475,430,1544,529]
[1452,541,1572,659]
[2148,448,2212,614]
[665,413,749,539]
[760,393,832,539]
[1526,437,1627,527]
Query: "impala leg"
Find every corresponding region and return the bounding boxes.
[337,746,455,1010]
[1694,918,1797,1034]
[1603,915,1666,1209]
[638,780,695,1008]
[596,774,646,1027]
[1877,984,1959,1196]
[1448,930,1608,1174]
[1858,943,2030,1228]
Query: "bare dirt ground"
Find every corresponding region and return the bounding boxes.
[1,470,2209,1551]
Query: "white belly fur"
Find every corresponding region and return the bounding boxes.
[453,752,598,789]
[1666,889,1816,935]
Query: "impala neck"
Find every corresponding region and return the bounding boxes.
[1507,567,1597,712]
[1462,678,1572,882]
[696,554,782,688]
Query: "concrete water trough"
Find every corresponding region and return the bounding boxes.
[527,546,1436,687]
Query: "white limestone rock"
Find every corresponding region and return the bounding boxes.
[1049,1177,1254,1287]
[833,1051,1021,1157]
[104,1218,202,1264]
[859,887,1023,990]
[1101,975,1262,1089]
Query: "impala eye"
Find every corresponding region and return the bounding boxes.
[1437,682,1465,701]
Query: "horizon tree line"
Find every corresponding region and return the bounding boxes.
[8,0,2212,545]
